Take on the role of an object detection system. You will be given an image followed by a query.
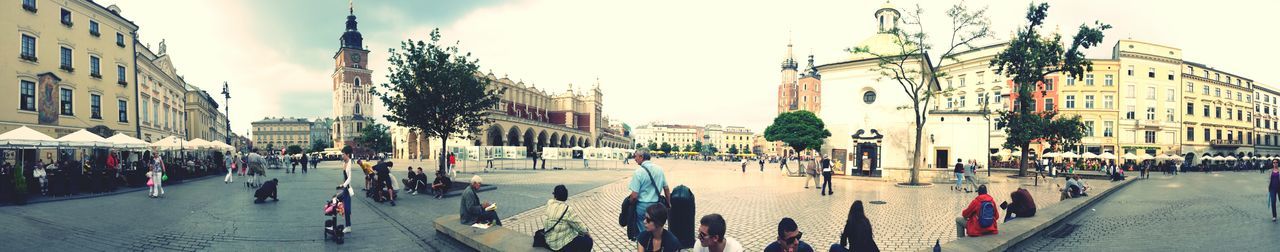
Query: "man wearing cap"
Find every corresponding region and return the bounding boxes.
[460,175,501,226]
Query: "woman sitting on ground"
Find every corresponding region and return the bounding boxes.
[832,200,878,252]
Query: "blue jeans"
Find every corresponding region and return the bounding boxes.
[955,173,964,189]
[1270,191,1279,219]
[633,201,655,240]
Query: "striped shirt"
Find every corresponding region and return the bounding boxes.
[543,199,588,250]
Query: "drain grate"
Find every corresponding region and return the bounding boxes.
[1047,224,1079,238]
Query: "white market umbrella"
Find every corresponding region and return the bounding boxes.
[151,136,188,150]
[56,129,110,147]
[1099,152,1117,159]
[1042,152,1060,158]
[1060,151,1080,159]
[106,133,149,150]
[1223,156,1238,161]
[0,126,59,147]
[1081,152,1099,159]
[1137,153,1154,160]
[1122,153,1139,160]
[187,139,214,150]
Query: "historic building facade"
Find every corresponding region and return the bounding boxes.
[184,86,221,141]
[251,117,313,151]
[135,42,187,142]
[1114,40,1183,157]
[772,38,823,157]
[631,123,754,154]
[2,1,139,138]
[1254,85,1280,156]
[1058,60,1122,155]
[1181,62,1255,162]
[330,6,373,151]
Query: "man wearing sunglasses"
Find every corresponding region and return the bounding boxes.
[692,214,743,252]
[764,217,813,252]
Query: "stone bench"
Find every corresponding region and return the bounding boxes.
[924,178,1135,252]
[434,215,548,252]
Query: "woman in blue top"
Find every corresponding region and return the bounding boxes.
[1268,160,1279,222]
[637,204,681,252]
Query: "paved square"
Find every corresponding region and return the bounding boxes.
[503,159,1120,252]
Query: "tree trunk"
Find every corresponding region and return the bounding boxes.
[911,120,923,185]
[439,132,449,177]
[1017,142,1030,177]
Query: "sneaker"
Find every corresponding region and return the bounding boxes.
[343,227,351,233]
[412,192,418,195]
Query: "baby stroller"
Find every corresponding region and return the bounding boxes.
[323,187,346,244]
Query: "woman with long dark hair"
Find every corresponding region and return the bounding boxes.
[832,200,878,252]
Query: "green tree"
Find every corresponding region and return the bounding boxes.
[660,142,672,154]
[991,3,1108,176]
[765,110,831,156]
[265,143,275,153]
[373,28,505,171]
[848,2,991,185]
[728,145,739,155]
[310,140,330,153]
[356,120,392,154]
[635,143,643,150]
[692,141,703,154]
[647,142,658,151]
[286,145,304,155]
[708,146,719,155]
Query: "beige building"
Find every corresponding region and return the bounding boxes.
[2,1,139,138]
[1182,62,1255,162]
[184,86,221,141]
[631,123,753,153]
[1255,85,1280,156]
[1114,40,1183,157]
[1058,60,1122,155]
[135,41,187,142]
[251,117,313,151]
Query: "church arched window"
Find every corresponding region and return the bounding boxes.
[354,77,361,87]
[354,103,361,115]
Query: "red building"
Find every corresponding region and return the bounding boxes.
[1006,75,1060,113]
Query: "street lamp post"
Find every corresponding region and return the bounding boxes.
[221,82,231,145]
[981,96,992,177]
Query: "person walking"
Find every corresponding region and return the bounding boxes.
[223,151,235,184]
[759,158,765,172]
[149,149,166,198]
[952,159,966,192]
[779,156,788,172]
[740,158,747,173]
[532,150,539,170]
[628,149,670,241]
[336,146,355,233]
[1268,160,1279,222]
[803,157,819,189]
[820,155,833,196]
[831,200,878,252]
[301,153,309,174]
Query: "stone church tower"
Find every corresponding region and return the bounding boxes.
[331,4,372,151]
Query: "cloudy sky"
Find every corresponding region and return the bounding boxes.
[97,0,1279,135]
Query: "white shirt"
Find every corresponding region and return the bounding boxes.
[692,236,744,252]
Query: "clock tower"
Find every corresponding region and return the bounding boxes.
[332,4,372,151]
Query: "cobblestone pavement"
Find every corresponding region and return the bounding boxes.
[1012,171,1280,251]
[0,160,631,251]
[503,159,1120,252]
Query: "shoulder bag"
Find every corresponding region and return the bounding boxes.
[533,206,568,248]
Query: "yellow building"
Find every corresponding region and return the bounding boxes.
[1114,40,1183,157]
[1181,62,1255,162]
[184,86,220,141]
[135,42,187,142]
[1254,85,1280,156]
[1058,60,1121,155]
[1,0,139,138]
[251,117,313,152]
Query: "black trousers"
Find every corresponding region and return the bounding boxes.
[556,235,594,252]
[821,171,833,194]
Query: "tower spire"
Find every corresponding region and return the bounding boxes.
[781,31,798,70]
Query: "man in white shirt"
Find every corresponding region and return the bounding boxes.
[693,214,744,252]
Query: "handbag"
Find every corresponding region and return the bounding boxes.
[146,178,154,187]
[533,206,568,248]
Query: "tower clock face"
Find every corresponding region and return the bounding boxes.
[352,54,362,63]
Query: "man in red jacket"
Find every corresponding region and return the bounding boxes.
[956,185,999,237]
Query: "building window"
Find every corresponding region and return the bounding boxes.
[1126,85,1135,98]
[1146,86,1156,100]
[1168,70,1175,81]
[118,100,128,122]
[117,65,127,84]
[60,88,73,116]
[22,0,35,12]
[958,95,966,107]
[946,98,953,109]
[1104,121,1114,137]
[1167,88,1175,102]
[116,33,126,47]
[1044,79,1053,91]
[1127,65,1134,76]
[1204,105,1210,117]
[1084,121,1095,137]
[1215,88,1221,97]
[1126,106,1135,120]
[1144,131,1156,143]
[20,80,36,111]
[90,56,101,77]
[1044,98,1054,111]
[1104,95,1114,109]
[60,8,72,26]
[90,94,101,119]
[1227,90,1233,100]
[20,34,37,61]
[862,91,876,104]
[1167,108,1174,122]
[1216,106,1222,118]
[1066,76,1075,85]
[1148,67,1156,78]
[1187,102,1194,115]
[1084,95,1095,109]
[1065,95,1075,109]
[976,72,985,84]
[1186,82,1194,92]
[1085,74,1095,85]
[1206,129,1212,142]
[60,47,73,71]
[1203,85,1210,95]
[140,98,148,124]
[89,20,100,36]
[1187,127,1195,141]
[946,78,953,89]
[1104,74,1113,86]
[1146,107,1156,120]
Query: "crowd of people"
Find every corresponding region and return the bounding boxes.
[0,147,235,204]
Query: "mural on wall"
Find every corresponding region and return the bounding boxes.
[37,73,61,125]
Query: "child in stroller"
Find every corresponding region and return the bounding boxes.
[324,186,347,244]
